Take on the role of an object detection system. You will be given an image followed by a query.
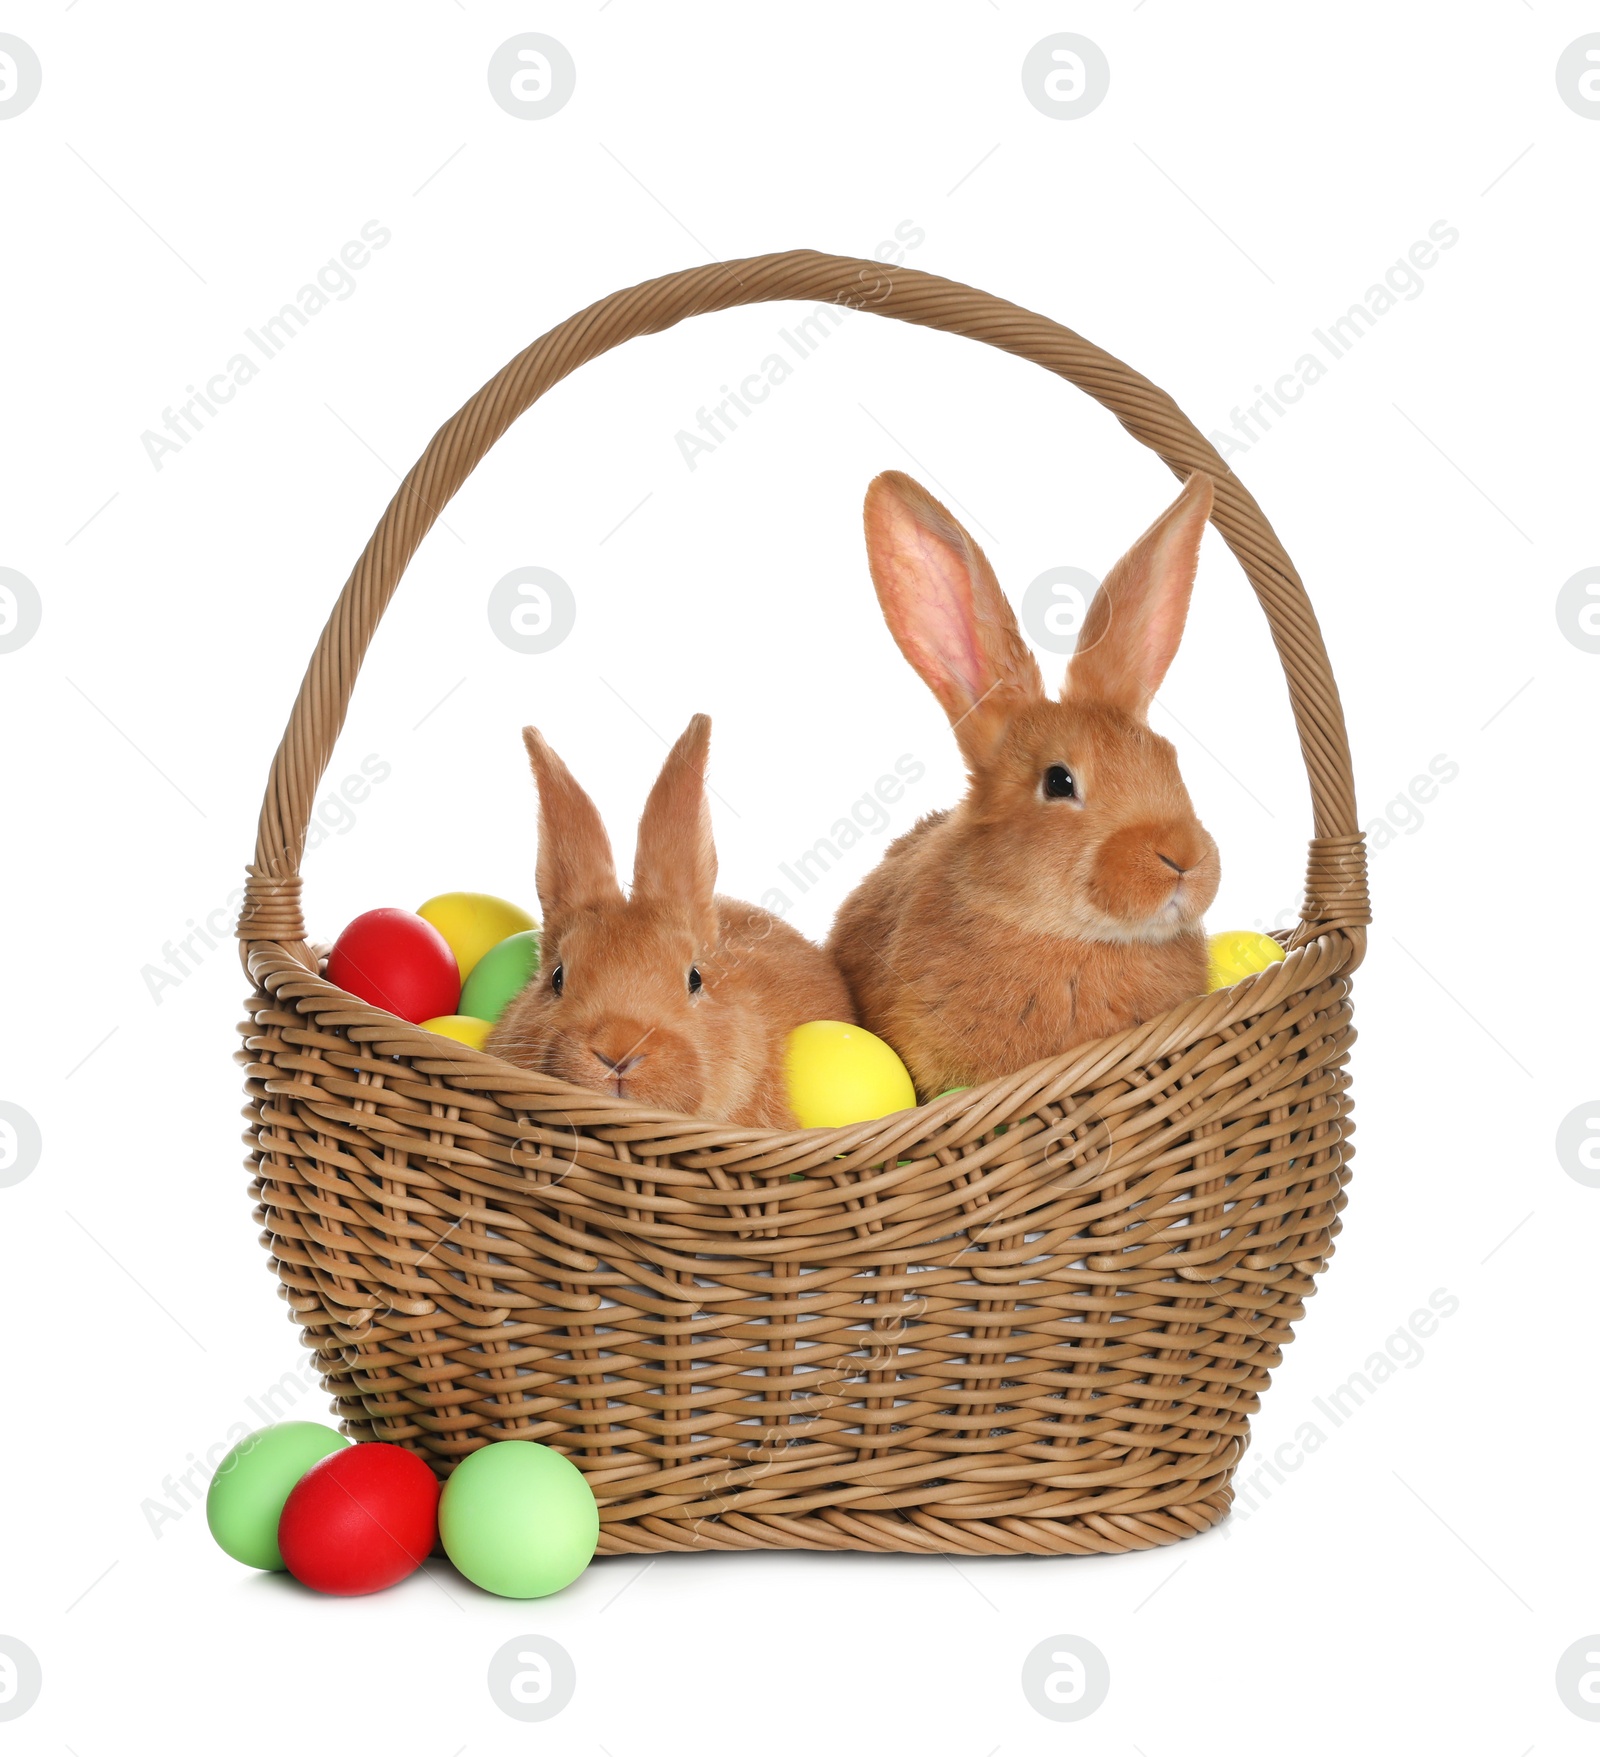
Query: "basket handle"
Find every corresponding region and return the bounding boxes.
[238,250,1368,962]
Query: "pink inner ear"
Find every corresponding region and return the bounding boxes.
[1069,479,1209,711]
[885,527,984,712]
[1133,512,1205,699]
[1140,590,1189,699]
[911,583,983,702]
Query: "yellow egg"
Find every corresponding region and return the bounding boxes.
[418,892,536,981]
[1207,930,1286,992]
[419,1014,495,1050]
[785,1020,918,1128]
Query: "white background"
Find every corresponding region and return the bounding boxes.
[2,2,1596,1750]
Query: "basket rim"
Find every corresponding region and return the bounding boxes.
[245,922,1359,1161]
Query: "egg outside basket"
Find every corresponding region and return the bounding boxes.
[236,252,1370,1558]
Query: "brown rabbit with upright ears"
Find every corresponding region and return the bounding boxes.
[827,469,1222,1098]
[488,713,855,1127]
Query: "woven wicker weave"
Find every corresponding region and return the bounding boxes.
[237,251,1369,1557]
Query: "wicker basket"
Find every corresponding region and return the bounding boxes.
[237,251,1369,1558]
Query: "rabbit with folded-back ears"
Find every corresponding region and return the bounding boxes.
[488,713,856,1128]
[826,469,1222,1098]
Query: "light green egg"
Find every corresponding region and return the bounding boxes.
[205,1421,350,1570]
[458,929,541,1024]
[439,1441,599,1598]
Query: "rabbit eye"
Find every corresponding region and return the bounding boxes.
[1043,764,1077,799]
[550,963,564,996]
[688,966,703,995]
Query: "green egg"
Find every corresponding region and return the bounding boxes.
[458,929,541,1024]
[205,1421,350,1570]
[439,1440,599,1598]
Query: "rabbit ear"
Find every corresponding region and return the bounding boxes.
[1066,472,1214,716]
[632,713,717,935]
[864,471,1044,765]
[523,727,623,919]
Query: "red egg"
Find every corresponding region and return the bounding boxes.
[326,908,460,1023]
[277,1442,441,1596]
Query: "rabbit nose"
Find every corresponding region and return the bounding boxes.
[594,1048,643,1076]
[1156,853,1187,875]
